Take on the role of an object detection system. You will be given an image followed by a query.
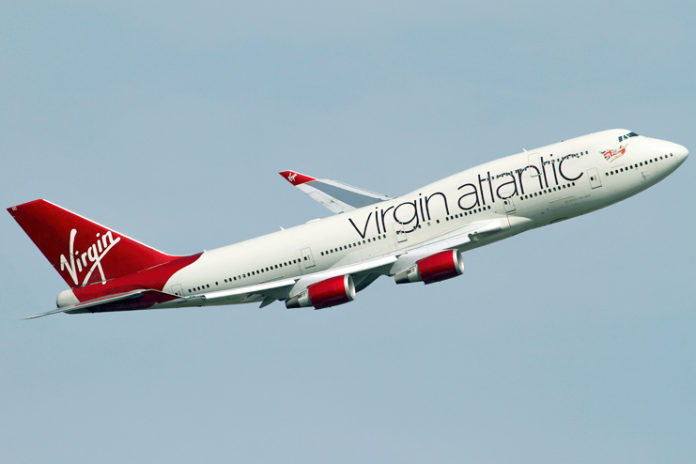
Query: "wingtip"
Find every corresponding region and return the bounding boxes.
[24,312,50,320]
[279,170,315,186]
[24,307,67,319]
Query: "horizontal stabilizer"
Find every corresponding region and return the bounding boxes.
[26,289,181,319]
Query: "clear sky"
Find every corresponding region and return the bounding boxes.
[1,1,694,462]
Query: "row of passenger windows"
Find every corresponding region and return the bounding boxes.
[320,234,388,256]
[605,153,674,176]
[519,182,576,200]
[179,203,507,294]
[185,199,521,293]
[445,205,492,222]
[188,283,211,293]
[187,256,308,293]
[319,203,495,257]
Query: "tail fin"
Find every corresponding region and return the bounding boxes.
[8,199,180,288]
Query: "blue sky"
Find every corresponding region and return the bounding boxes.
[1,1,694,462]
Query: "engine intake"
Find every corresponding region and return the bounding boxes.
[286,275,356,309]
[394,249,465,284]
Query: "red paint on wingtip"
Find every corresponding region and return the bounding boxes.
[279,170,315,186]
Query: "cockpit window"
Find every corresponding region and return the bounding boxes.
[618,131,638,142]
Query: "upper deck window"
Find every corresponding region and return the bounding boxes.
[618,131,638,142]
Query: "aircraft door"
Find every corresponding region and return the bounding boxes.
[167,283,184,296]
[392,222,408,243]
[502,197,516,214]
[527,152,542,179]
[301,248,316,269]
[587,167,602,189]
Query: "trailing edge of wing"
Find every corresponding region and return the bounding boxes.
[279,170,391,214]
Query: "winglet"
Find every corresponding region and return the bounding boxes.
[279,170,315,186]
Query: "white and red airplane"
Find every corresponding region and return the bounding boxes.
[8,129,688,318]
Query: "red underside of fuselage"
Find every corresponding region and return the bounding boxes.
[70,253,202,312]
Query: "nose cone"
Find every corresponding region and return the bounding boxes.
[674,143,689,162]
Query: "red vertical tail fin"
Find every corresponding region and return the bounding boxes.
[7,199,180,288]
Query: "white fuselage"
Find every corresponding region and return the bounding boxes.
[164,129,688,306]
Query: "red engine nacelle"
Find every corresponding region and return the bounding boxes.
[285,275,356,309]
[394,249,465,284]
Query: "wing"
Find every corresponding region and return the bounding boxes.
[201,256,397,308]
[401,218,509,256]
[279,170,391,214]
[219,218,510,306]
[388,218,511,276]
[195,278,298,308]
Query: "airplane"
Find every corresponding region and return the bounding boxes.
[7,129,688,318]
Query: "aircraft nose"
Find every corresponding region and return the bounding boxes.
[657,140,688,164]
[674,143,689,162]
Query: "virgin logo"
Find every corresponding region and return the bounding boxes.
[59,229,120,286]
[287,172,297,183]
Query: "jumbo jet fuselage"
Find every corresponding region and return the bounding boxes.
[163,129,686,303]
[8,128,688,317]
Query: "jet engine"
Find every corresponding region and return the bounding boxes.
[285,275,356,309]
[394,249,464,284]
